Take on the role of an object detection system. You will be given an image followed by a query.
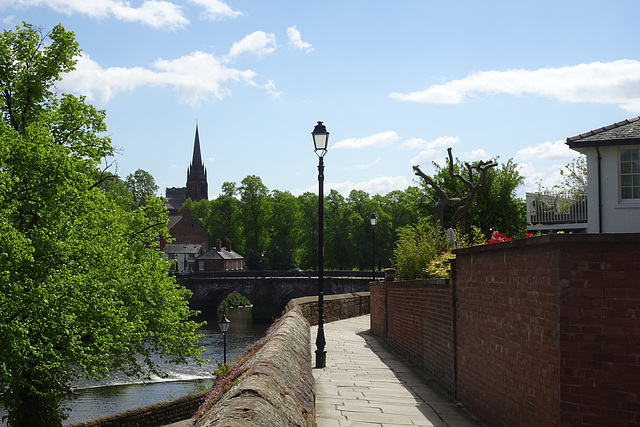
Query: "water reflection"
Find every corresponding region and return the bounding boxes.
[49,307,266,425]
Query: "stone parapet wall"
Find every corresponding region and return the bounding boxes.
[194,308,314,426]
[68,391,208,427]
[69,292,370,427]
[285,291,370,325]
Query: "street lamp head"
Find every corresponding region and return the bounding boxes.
[312,121,329,156]
[218,314,231,333]
[370,213,378,227]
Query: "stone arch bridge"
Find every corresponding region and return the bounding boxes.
[175,271,377,322]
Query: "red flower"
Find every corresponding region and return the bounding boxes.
[485,230,512,244]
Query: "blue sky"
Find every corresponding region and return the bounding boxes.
[3,1,640,198]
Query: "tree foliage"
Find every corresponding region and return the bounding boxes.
[0,23,203,426]
[125,168,159,207]
[420,153,526,238]
[553,155,587,193]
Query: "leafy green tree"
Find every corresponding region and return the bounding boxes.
[553,155,587,193]
[97,171,135,210]
[268,190,301,269]
[296,192,318,270]
[125,168,159,207]
[324,190,353,269]
[470,158,526,237]
[183,182,245,254]
[420,154,526,238]
[239,175,270,268]
[0,23,203,426]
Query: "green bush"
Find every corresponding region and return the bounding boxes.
[393,219,449,280]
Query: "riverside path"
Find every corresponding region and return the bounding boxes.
[311,315,484,427]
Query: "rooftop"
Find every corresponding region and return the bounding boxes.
[567,116,640,146]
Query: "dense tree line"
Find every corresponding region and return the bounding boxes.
[181,154,527,271]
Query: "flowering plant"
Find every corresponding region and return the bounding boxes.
[485,230,512,244]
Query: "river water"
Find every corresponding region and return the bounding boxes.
[0,307,268,426]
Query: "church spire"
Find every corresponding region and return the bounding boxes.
[186,123,208,201]
[191,124,204,173]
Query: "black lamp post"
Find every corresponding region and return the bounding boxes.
[370,213,378,280]
[312,120,329,368]
[218,314,231,365]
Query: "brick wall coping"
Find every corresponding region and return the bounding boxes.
[453,232,640,255]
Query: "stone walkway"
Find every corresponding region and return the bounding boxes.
[311,315,484,427]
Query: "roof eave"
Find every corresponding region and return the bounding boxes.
[566,138,640,149]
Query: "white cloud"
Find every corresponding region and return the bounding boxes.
[187,0,243,20]
[356,159,380,170]
[402,135,459,166]
[333,131,400,149]
[411,148,442,166]
[227,31,277,59]
[6,0,189,30]
[296,176,411,196]
[400,135,458,150]
[264,80,281,98]
[463,149,488,160]
[390,60,640,113]
[518,162,567,195]
[287,25,313,53]
[59,51,258,107]
[515,140,576,161]
[324,177,411,196]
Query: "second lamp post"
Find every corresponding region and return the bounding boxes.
[370,213,377,280]
[218,314,231,365]
[312,121,328,369]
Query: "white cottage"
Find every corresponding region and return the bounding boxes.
[566,116,640,233]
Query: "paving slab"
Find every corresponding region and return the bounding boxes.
[311,315,485,427]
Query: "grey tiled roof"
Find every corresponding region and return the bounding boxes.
[163,243,203,254]
[567,116,640,144]
[197,248,244,260]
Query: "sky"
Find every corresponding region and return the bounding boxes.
[2,0,640,199]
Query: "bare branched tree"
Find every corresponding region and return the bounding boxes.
[413,147,497,229]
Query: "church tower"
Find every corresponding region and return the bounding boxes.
[186,124,208,201]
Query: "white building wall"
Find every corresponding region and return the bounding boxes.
[579,145,640,233]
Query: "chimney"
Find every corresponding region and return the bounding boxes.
[226,238,232,252]
[216,239,222,252]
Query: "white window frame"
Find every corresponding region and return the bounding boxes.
[619,147,640,202]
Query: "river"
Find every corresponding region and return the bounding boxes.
[0,307,269,426]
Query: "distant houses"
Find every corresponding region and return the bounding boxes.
[160,125,244,272]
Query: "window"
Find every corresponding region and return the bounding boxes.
[620,148,640,200]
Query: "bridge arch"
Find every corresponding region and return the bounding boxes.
[178,275,372,323]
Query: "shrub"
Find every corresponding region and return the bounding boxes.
[392,218,449,280]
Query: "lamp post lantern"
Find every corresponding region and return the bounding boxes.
[218,314,231,365]
[312,121,329,368]
[370,213,378,280]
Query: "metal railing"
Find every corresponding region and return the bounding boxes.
[526,191,588,228]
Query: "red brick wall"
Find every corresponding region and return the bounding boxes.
[167,210,209,251]
[370,279,455,395]
[556,236,640,426]
[371,234,640,427]
[454,234,640,427]
[454,238,562,427]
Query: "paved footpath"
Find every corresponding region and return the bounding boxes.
[311,315,484,427]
